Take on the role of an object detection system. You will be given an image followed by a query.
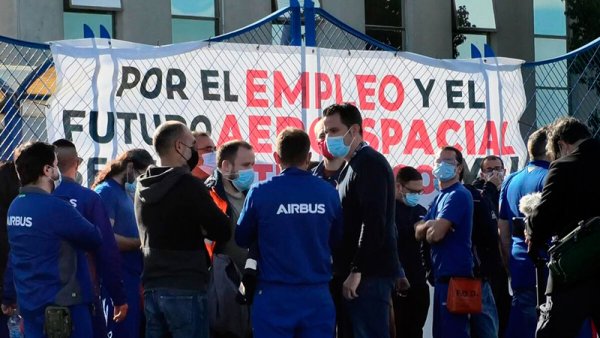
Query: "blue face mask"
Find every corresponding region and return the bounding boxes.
[325,129,354,158]
[232,169,255,192]
[404,193,420,207]
[433,162,456,182]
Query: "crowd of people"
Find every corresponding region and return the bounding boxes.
[0,102,598,338]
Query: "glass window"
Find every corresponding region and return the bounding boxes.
[64,12,113,39]
[454,0,496,30]
[275,0,321,9]
[534,37,567,88]
[535,37,566,60]
[172,0,215,17]
[365,28,402,50]
[534,0,566,36]
[455,33,487,59]
[536,88,569,125]
[172,18,216,43]
[365,0,401,27]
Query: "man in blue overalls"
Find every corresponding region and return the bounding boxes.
[5,142,102,337]
[236,127,343,338]
[52,139,128,338]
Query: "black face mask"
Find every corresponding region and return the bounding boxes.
[187,148,199,170]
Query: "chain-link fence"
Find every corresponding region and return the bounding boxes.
[1,2,599,188]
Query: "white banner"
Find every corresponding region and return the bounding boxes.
[46,39,528,196]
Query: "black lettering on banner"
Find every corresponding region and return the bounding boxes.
[90,111,114,144]
[166,69,188,100]
[63,110,85,141]
[190,115,212,134]
[165,115,187,125]
[446,80,464,109]
[414,79,435,108]
[201,70,220,101]
[224,71,238,102]
[116,66,141,97]
[87,157,107,187]
[140,68,163,99]
[116,112,138,144]
[139,114,163,145]
[468,80,485,109]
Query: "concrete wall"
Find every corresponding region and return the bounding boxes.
[0,0,63,43]
[490,0,534,61]
[322,0,365,33]
[404,0,453,58]
[115,0,172,45]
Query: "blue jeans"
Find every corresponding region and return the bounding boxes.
[433,282,470,338]
[144,288,209,338]
[252,283,335,338]
[505,288,537,338]
[471,281,499,338]
[344,276,394,338]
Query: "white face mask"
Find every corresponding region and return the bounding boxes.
[52,167,62,191]
[199,151,217,175]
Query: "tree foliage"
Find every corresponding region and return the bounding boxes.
[452,5,474,58]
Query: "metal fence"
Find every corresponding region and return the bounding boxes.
[1,0,599,185]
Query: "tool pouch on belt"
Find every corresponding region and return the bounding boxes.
[548,216,600,284]
[44,306,72,338]
[446,277,482,314]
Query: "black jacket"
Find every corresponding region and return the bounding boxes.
[335,145,402,277]
[472,177,500,215]
[529,138,600,289]
[0,161,19,288]
[136,166,231,291]
[395,201,428,286]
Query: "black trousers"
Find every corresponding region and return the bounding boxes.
[392,284,430,338]
[536,277,600,338]
[488,270,511,338]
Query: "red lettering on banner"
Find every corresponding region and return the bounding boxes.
[249,115,272,153]
[356,75,377,111]
[274,71,309,108]
[378,75,405,111]
[254,163,278,181]
[501,121,515,155]
[363,118,380,150]
[275,116,304,137]
[478,121,500,155]
[465,120,477,155]
[246,70,269,108]
[437,120,463,151]
[217,114,242,145]
[381,118,403,154]
[404,119,434,155]
[417,165,435,194]
[316,73,332,109]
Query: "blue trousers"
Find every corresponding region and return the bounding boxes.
[103,271,142,338]
[471,281,499,338]
[21,304,92,338]
[344,276,394,338]
[506,288,537,338]
[252,283,334,338]
[433,282,470,338]
[144,288,209,338]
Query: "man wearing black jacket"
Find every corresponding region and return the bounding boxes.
[527,117,600,338]
[472,155,505,214]
[323,103,403,338]
[136,121,231,338]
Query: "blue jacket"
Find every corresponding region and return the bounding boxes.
[6,187,102,313]
[236,167,343,285]
[54,177,127,306]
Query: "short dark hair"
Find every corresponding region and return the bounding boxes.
[153,121,186,157]
[323,103,363,135]
[15,142,56,186]
[480,155,504,170]
[53,139,79,172]
[396,166,422,185]
[276,128,311,166]
[52,139,76,149]
[528,126,549,160]
[217,140,253,168]
[441,146,465,180]
[549,117,591,150]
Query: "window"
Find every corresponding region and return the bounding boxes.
[171,0,218,43]
[452,0,496,59]
[364,0,403,50]
[64,12,114,39]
